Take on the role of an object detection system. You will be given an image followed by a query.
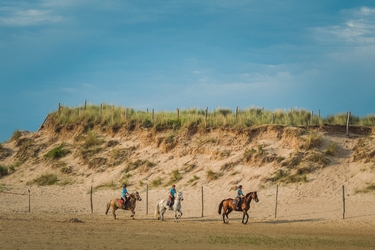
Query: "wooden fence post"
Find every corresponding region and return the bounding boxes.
[235,106,238,120]
[152,109,154,123]
[84,100,87,110]
[58,103,61,114]
[146,184,149,215]
[342,185,346,219]
[100,104,103,115]
[272,112,275,124]
[205,107,208,121]
[90,186,93,214]
[176,108,179,120]
[310,111,313,126]
[275,185,278,218]
[201,186,204,217]
[28,189,30,212]
[346,111,351,136]
[38,114,49,131]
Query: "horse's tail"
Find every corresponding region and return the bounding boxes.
[154,200,160,218]
[218,199,225,214]
[105,201,111,215]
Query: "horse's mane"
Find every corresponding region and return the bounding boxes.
[129,192,138,198]
[245,191,257,197]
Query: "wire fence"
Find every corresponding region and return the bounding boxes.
[0,184,368,222]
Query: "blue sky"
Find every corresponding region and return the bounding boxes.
[1,1,375,142]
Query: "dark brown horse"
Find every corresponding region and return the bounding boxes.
[218,191,259,224]
[105,192,142,219]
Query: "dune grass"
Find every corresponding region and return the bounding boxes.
[151,177,162,187]
[206,169,222,181]
[47,104,375,134]
[28,174,58,186]
[94,181,118,191]
[44,144,71,160]
[325,142,338,156]
[355,184,375,194]
[0,164,15,177]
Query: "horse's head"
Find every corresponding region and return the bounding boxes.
[135,191,142,201]
[130,192,142,201]
[251,191,259,203]
[177,191,184,201]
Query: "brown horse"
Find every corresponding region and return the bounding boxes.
[218,191,259,224]
[105,192,142,219]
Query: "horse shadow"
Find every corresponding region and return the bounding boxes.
[345,213,375,219]
[258,218,324,224]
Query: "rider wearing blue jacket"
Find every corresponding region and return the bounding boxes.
[168,185,176,209]
[235,185,245,210]
[121,184,129,208]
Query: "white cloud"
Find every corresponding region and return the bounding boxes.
[0,8,62,26]
[83,83,93,88]
[314,7,375,45]
[40,0,81,8]
[60,87,76,93]
[358,7,375,16]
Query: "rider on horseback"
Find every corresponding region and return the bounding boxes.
[168,185,176,210]
[235,185,245,210]
[121,184,129,209]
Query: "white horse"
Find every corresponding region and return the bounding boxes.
[154,191,184,222]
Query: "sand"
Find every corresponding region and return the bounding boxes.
[1,184,375,250]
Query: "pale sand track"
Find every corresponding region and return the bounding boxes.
[1,185,375,250]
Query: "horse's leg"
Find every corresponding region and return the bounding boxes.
[105,203,110,215]
[222,206,230,224]
[242,211,249,224]
[174,209,178,222]
[161,209,164,221]
[130,208,135,219]
[155,202,161,220]
[161,207,166,221]
[224,208,232,224]
[221,206,226,223]
[112,206,117,220]
[178,209,183,218]
[157,207,161,220]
